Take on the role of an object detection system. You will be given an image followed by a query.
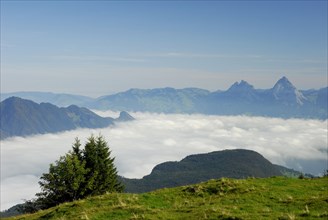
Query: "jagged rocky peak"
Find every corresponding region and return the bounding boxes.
[273,76,295,91]
[272,76,306,105]
[227,80,254,92]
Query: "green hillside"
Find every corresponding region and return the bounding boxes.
[121,149,284,193]
[7,177,328,219]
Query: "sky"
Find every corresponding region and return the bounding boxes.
[1,1,327,97]
[1,112,327,210]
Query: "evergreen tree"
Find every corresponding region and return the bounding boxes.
[35,135,123,210]
[82,135,99,195]
[72,137,83,161]
[83,135,124,195]
[37,151,87,208]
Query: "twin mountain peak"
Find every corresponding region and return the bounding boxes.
[1,76,327,140]
[224,76,305,104]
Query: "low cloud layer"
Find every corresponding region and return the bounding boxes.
[1,112,327,210]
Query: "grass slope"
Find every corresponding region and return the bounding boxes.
[7,177,328,220]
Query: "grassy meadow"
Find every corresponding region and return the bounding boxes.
[7,177,328,220]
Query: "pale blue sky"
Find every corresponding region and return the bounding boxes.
[1,1,327,96]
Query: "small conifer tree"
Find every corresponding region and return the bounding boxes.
[37,151,87,207]
[36,135,123,209]
[83,135,124,195]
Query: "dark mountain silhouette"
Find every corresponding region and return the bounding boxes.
[0,97,134,139]
[120,149,302,193]
[115,111,135,122]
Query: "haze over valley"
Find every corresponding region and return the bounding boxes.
[1,110,327,210]
[0,78,327,211]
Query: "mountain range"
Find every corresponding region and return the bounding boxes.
[120,149,310,193]
[0,91,93,107]
[1,77,327,119]
[0,97,134,140]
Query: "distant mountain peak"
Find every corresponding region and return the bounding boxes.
[279,76,289,82]
[228,80,254,92]
[2,77,326,119]
[272,76,306,105]
[273,76,295,90]
[116,111,135,122]
[225,80,257,99]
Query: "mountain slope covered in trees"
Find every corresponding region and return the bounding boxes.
[120,149,307,193]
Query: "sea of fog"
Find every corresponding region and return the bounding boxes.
[1,112,327,210]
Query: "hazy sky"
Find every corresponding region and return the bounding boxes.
[1,112,327,210]
[1,1,327,97]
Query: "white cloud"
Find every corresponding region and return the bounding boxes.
[1,175,40,210]
[1,113,327,210]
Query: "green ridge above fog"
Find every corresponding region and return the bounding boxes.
[120,149,311,193]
